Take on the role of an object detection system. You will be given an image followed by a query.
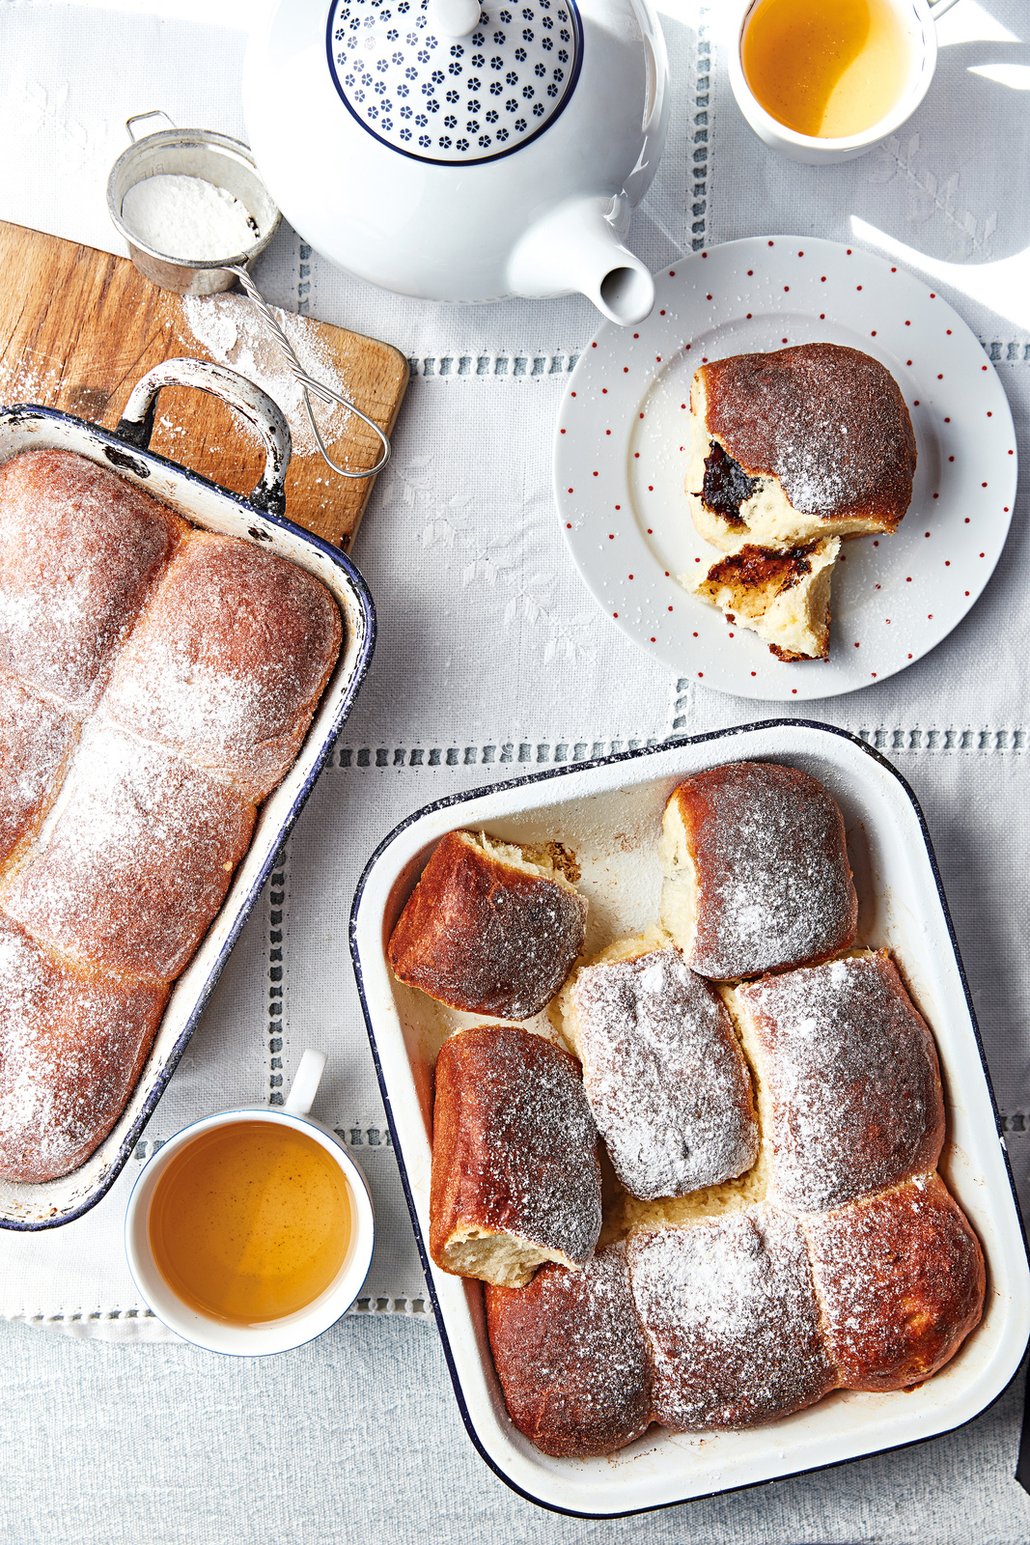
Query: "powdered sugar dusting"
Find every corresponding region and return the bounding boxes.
[0,450,182,705]
[627,1206,832,1430]
[570,946,758,1201]
[677,762,857,979]
[182,292,352,457]
[703,344,916,522]
[2,723,255,982]
[100,532,342,799]
[437,1024,601,1264]
[0,918,166,1182]
[804,1175,985,1390]
[485,1242,654,1456]
[737,952,944,1212]
[391,833,588,1020]
[0,673,78,864]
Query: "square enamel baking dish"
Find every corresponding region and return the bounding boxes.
[0,359,375,1230]
[350,722,1030,1517]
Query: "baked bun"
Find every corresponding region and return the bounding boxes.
[563,942,758,1201]
[733,951,944,1213]
[685,344,916,552]
[692,538,839,662]
[803,1175,985,1390]
[485,1242,655,1457]
[626,1207,834,1430]
[0,674,78,866]
[2,723,255,982]
[389,830,587,1018]
[430,1024,601,1287]
[659,761,858,980]
[102,531,342,799]
[0,917,167,1182]
[0,449,184,704]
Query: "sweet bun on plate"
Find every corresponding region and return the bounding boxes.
[692,537,839,662]
[685,343,917,552]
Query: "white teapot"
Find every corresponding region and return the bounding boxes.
[243,0,669,324]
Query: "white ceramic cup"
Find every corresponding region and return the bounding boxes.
[728,0,961,165]
[124,1050,374,1355]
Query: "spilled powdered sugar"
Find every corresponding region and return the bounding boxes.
[182,293,352,457]
[627,1206,832,1430]
[737,953,943,1213]
[570,946,758,1201]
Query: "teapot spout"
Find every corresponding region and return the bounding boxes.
[508,197,655,326]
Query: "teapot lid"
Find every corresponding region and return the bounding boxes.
[326,0,582,166]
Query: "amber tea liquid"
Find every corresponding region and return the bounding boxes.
[148,1121,352,1325]
[742,0,912,139]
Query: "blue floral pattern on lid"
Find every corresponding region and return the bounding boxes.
[326,0,582,165]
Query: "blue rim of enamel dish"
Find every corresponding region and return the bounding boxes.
[348,720,1030,1518]
[0,402,377,1232]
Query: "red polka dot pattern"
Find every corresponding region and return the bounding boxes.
[554,236,1018,702]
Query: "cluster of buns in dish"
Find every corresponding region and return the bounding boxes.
[388,761,985,1459]
[0,449,342,1183]
[684,343,917,662]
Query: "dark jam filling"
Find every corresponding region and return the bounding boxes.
[700,442,761,526]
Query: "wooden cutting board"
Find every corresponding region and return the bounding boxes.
[0,220,408,549]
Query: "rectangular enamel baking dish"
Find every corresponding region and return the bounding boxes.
[0,359,375,1230]
[350,722,1030,1517]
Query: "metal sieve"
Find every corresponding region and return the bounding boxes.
[107,111,391,480]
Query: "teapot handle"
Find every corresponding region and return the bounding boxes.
[430,0,481,39]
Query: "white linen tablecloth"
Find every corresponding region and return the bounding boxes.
[0,4,1029,1533]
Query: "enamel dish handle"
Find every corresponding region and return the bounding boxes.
[115,355,292,516]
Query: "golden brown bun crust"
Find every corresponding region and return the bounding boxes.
[736,952,945,1213]
[0,449,186,704]
[0,674,78,866]
[388,831,587,1018]
[804,1175,985,1391]
[0,917,167,1182]
[699,344,916,528]
[429,1024,601,1277]
[627,1207,834,1430]
[102,531,342,800]
[2,726,256,984]
[485,1243,655,1457]
[667,760,858,979]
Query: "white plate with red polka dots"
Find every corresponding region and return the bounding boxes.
[553,235,1017,700]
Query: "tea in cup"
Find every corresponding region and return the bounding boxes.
[729,0,958,164]
[125,1050,374,1353]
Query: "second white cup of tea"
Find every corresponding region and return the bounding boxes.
[124,1050,374,1355]
[728,0,960,165]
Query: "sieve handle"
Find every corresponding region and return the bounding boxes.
[115,356,292,517]
[125,109,177,142]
